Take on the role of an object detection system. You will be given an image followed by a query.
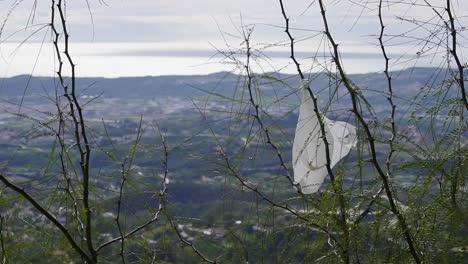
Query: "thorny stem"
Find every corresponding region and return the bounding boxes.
[355,0,397,225]
[114,120,142,263]
[242,29,295,188]
[162,131,216,263]
[422,0,467,111]
[446,0,468,111]
[0,174,95,263]
[0,1,98,263]
[165,213,217,264]
[278,1,304,80]
[278,1,350,262]
[115,164,127,264]
[445,0,466,223]
[192,101,339,247]
[50,0,96,261]
[55,98,86,240]
[240,27,343,251]
[217,146,339,245]
[97,132,169,252]
[378,0,397,178]
[97,185,167,252]
[422,0,466,220]
[316,0,421,262]
[353,187,384,225]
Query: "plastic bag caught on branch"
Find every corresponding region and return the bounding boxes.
[292,80,357,194]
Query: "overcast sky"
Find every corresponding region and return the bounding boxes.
[0,0,466,77]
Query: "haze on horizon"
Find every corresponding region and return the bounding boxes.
[0,0,467,77]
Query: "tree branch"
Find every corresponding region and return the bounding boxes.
[277,1,350,262]
[0,174,94,263]
[316,0,421,262]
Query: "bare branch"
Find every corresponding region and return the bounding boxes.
[316,0,422,262]
[0,174,94,263]
[445,0,468,111]
[97,130,169,252]
[277,1,350,262]
[50,0,96,260]
[165,214,217,264]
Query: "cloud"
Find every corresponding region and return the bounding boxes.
[120,15,211,25]
[94,47,409,60]
[1,0,466,77]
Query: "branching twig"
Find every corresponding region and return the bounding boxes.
[97,131,169,252]
[378,0,397,177]
[353,0,397,226]
[353,187,384,225]
[191,100,339,247]
[54,96,85,241]
[316,0,421,262]
[445,0,468,111]
[50,0,96,260]
[420,0,467,111]
[277,1,350,262]
[217,145,338,243]
[165,213,217,264]
[0,174,94,263]
[115,162,128,264]
[422,0,466,223]
[241,27,295,188]
[114,119,143,263]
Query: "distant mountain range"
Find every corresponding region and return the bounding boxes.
[0,67,459,112]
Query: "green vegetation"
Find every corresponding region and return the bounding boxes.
[0,0,467,263]
[0,67,466,263]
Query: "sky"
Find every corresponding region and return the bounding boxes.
[0,0,466,77]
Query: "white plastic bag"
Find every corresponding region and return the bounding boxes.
[292,80,357,194]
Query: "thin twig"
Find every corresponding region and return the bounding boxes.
[353,187,384,225]
[0,174,94,263]
[378,0,397,176]
[316,0,422,262]
[241,27,296,187]
[115,162,128,264]
[165,213,217,264]
[277,1,350,262]
[194,100,339,247]
[114,119,143,263]
[50,0,96,260]
[55,96,85,240]
[445,0,468,111]
[97,131,169,252]
[218,144,338,242]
